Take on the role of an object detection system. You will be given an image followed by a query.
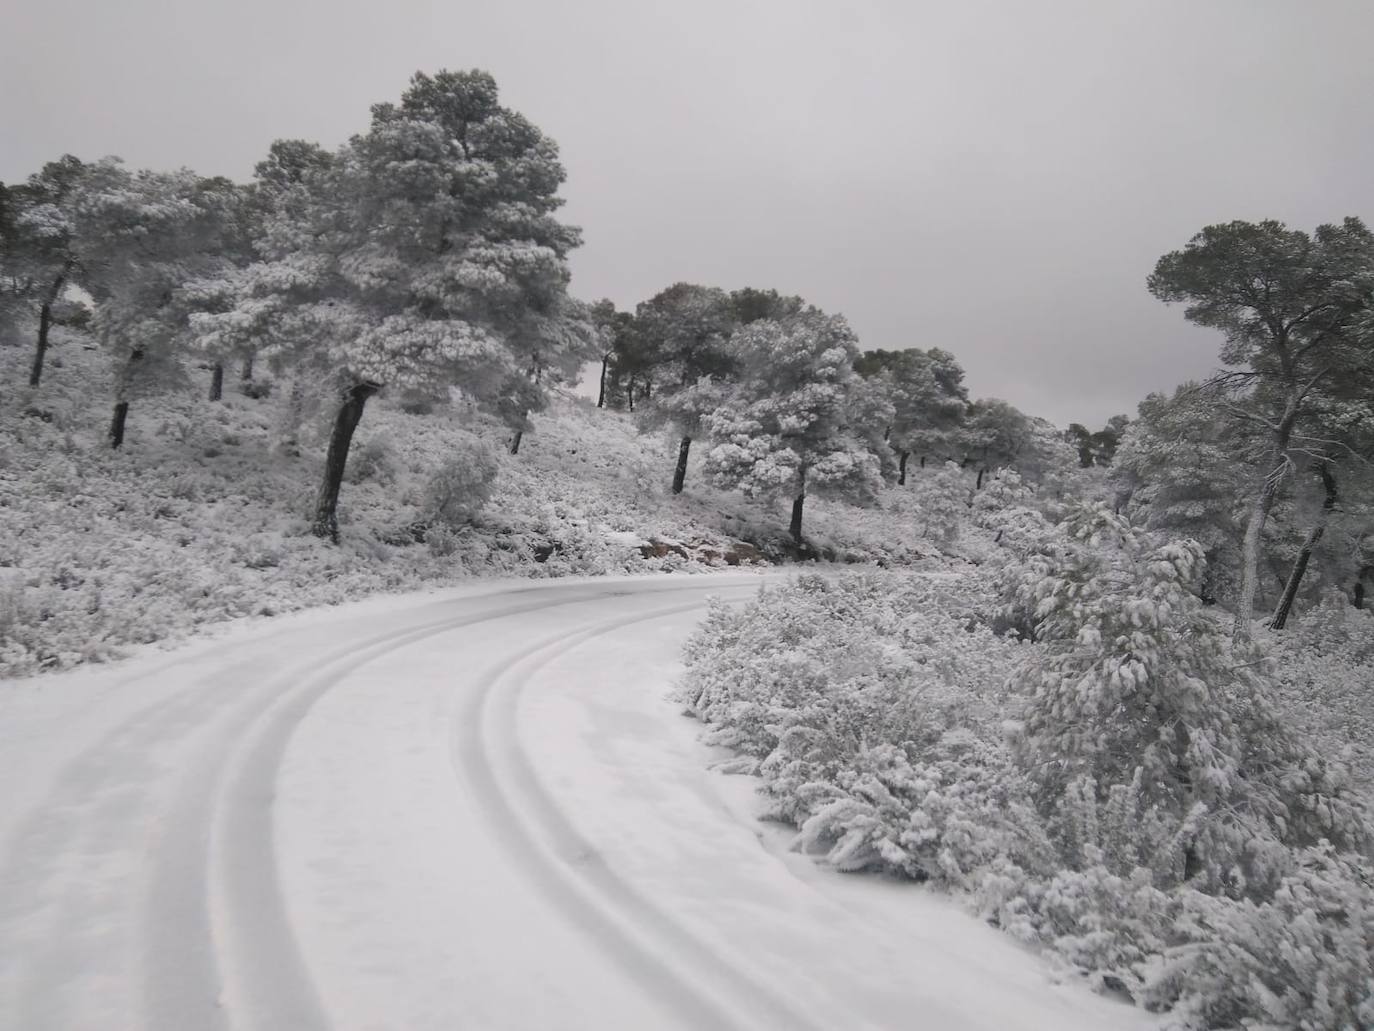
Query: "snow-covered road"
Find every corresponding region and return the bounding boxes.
[0,573,1153,1030]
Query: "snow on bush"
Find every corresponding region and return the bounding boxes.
[1269,595,1374,790]
[422,431,499,528]
[677,572,1038,889]
[1009,505,1368,895]
[680,546,1374,1029]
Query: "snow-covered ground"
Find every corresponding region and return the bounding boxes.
[0,573,1152,1030]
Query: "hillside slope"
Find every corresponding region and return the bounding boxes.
[0,328,943,676]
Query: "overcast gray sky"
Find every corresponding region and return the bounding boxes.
[4,0,1371,426]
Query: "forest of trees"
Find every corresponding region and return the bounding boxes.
[3,68,1372,633]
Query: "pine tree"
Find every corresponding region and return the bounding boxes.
[703,308,889,543]
[189,70,585,542]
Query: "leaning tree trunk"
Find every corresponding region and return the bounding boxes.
[209,362,224,401]
[976,466,986,490]
[311,382,378,543]
[897,451,910,486]
[1234,417,1296,639]
[597,356,609,408]
[29,266,70,388]
[789,468,807,543]
[672,436,691,494]
[1270,463,1338,630]
[510,428,524,455]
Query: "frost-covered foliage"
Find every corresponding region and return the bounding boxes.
[680,558,1374,1028]
[1269,597,1374,789]
[422,432,499,527]
[1146,844,1374,1030]
[1010,506,1368,893]
[702,309,889,533]
[677,572,1035,887]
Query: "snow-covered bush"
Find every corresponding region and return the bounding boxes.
[1010,505,1369,895]
[346,434,401,485]
[678,573,1036,889]
[423,433,500,528]
[1270,596,1374,789]
[1144,843,1374,1030]
[681,555,1374,1029]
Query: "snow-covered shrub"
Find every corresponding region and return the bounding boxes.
[1010,505,1369,895]
[423,433,500,528]
[790,733,1056,889]
[906,461,967,544]
[1270,596,1374,789]
[1143,843,1374,1030]
[346,434,401,485]
[678,572,1036,887]
[1039,856,1176,999]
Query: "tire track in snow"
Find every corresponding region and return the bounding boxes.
[456,588,826,1031]
[213,578,766,1030]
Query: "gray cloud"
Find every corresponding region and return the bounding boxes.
[4,0,1371,425]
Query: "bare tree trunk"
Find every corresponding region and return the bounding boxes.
[1270,463,1338,630]
[976,466,986,490]
[509,428,524,455]
[109,348,144,449]
[627,377,636,413]
[672,436,691,494]
[241,354,255,381]
[597,356,609,408]
[209,362,224,401]
[29,267,69,388]
[311,382,378,543]
[108,402,130,448]
[1234,422,1295,639]
[920,455,926,469]
[898,451,909,486]
[789,468,807,543]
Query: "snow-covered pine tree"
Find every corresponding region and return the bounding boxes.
[1148,217,1374,639]
[1,155,87,388]
[189,70,585,542]
[1009,505,1368,894]
[632,283,737,493]
[703,308,890,543]
[960,398,1033,489]
[853,346,968,483]
[68,160,233,446]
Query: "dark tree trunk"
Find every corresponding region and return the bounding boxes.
[920,456,926,469]
[627,378,636,413]
[509,429,524,455]
[241,354,255,381]
[29,268,69,388]
[109,401,130,449]
[1356,583,1365,610]
[672,436,691,494]
[1270,463,1338,630]
[109,348,144,449]
[597,356,609,408]
[209,362,224,401]
[898,451,909,486]
[789,468,807,543]
[976,466,986,490]
[311,382,378,543]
